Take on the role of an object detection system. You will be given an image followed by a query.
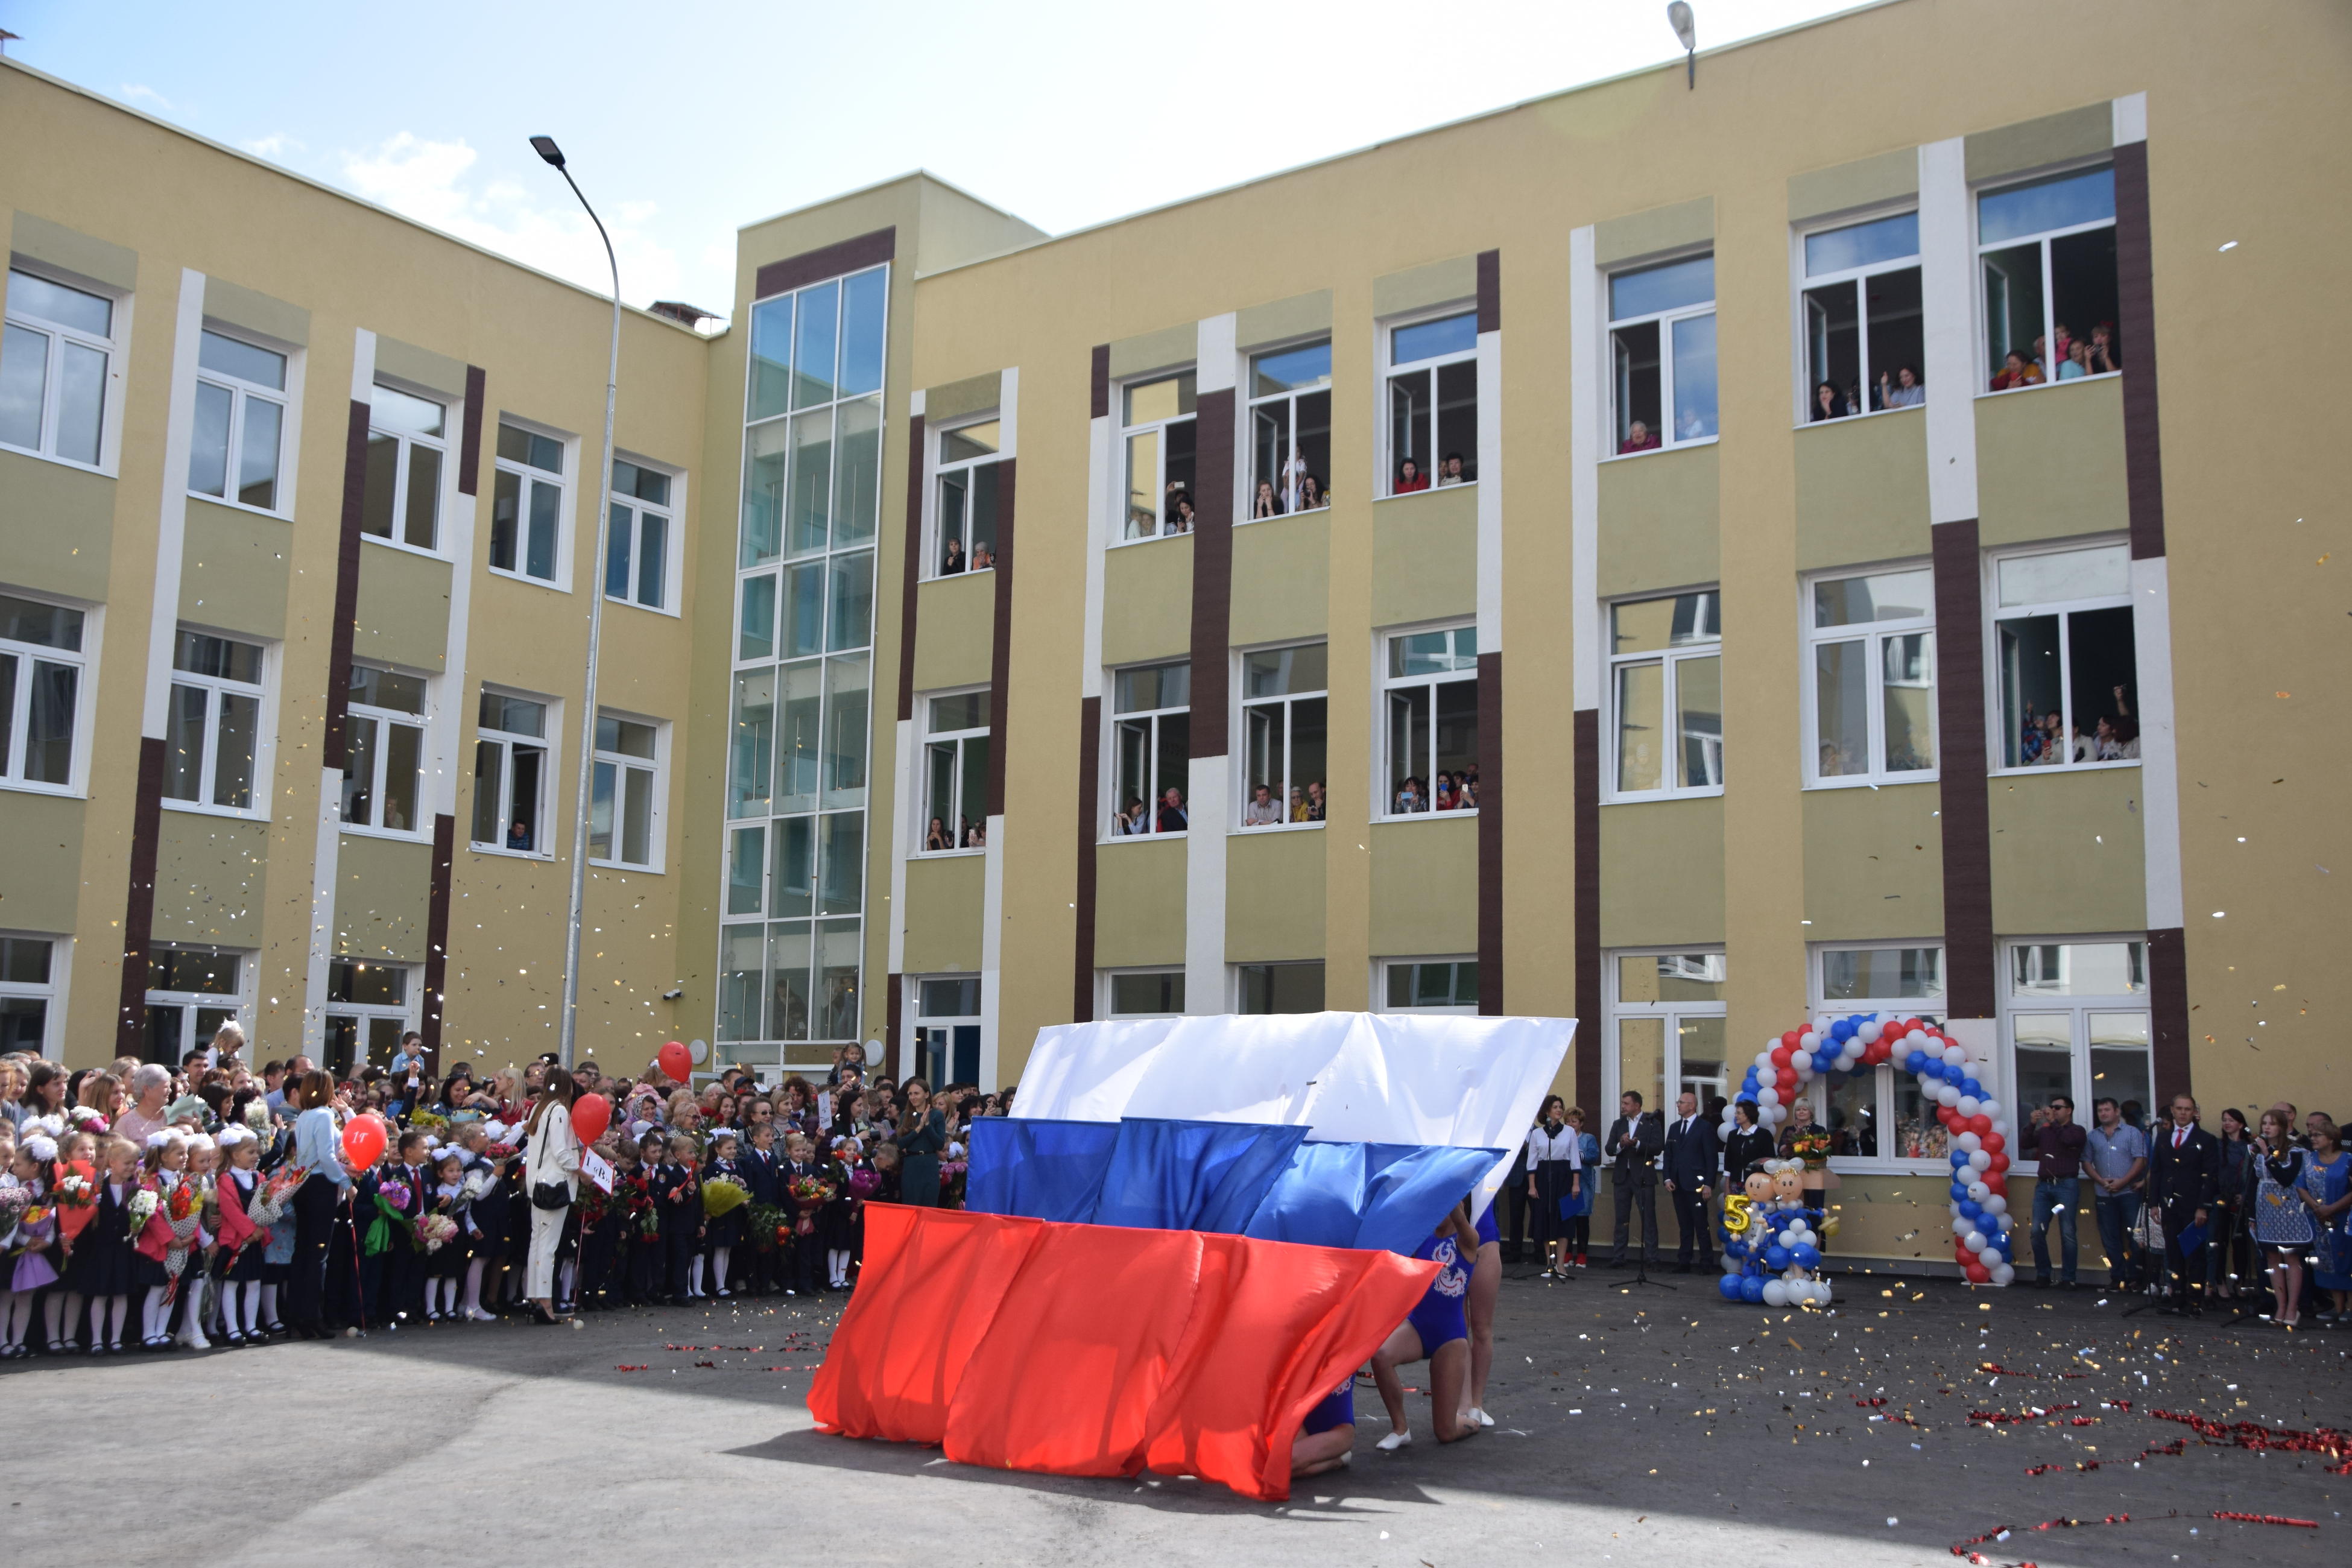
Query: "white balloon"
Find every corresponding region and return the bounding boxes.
[1979,1099,2002,1121]
[1968,1150,1993,1172]
[1956,1095,1982,1118]
[1757,1049,1778,1069]
[1812,1281,1834,1306]
[1991,1263,2016,1286]
[1792,1051,1815,1073]
[1956,1131,1982,1152]
[1762,1280,1789,1307]
[1936,1086,1962,1107]
[1905,1028,1929,1045]
[1798,1032,1820,1055]
[1952,1216,1973,1235]
[1982,1194,2008,1216]
[1941,1045,1967,1066]
[1966,1181,1990,1203]
[1858,1021,1883,1045]
[1722,1254,1743,1272]
[1990,1120,2009,1139]
[1813,1017,1834,1037]
[1757,1087,1780,1107]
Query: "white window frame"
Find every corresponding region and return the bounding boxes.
[1247,337,1333,518]
[189,323,297,517]
[1377,622,1479,821]
[1379,306,1478,498]
[0,932,68,1060]
[1605,251,1718,457]
[0,589,94,797]
[1104,659,1190,841]
[1101,967,1186,1019]
[1377,955,1481,1015]
[928,416,1004,581]
[1236,640,1328,833]
[1985,539,2140,776]
[605,454,684,615]
[1604,589,1723,801]
[1792,208,1924,425]
[1602,950,1729,1123]
[1801,564,1939,789]
[1997,935,2153,1124]
[323,956,417,1075]
[1809,940,1952,1175]
[363,379,452,557]
[917,686,990,857]
[470,686,558,858]
[342,661,431,840]
[162,624,274,820]
[909,973,984,1087]
[1975,159,2121,397]
[590,709,668,873]
[1,261,127,473]
[145,943,250,1066]
[488,416,576,589]
[1116,368,1198,543]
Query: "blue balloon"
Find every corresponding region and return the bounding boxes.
[1718,1274,1744,1300]
[1792,1244,1822,1269]
[1832,1019,1854,1041]
[1950,1152,1973,1169]
[1765,1245,1791,1270]
[1949,1181,1970,1201]
[1739,1276,1766,1303]
[1959,1200,1982,1222]
[1961,1078,1984,1098]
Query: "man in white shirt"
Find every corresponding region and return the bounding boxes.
[1242,785,1284,826]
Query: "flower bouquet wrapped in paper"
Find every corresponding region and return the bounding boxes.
[417,1213,460,1253]
[702,1174,749,1219]
[52,1159,98,1248]
[246,1163,306,1227]
[366,1178,417,1256]
[787,1173,834,1237]
[125,1186,159,1241]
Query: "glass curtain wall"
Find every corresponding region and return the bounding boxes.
[721,264,887,1066]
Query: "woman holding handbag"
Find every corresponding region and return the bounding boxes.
[522,1066,581,1326]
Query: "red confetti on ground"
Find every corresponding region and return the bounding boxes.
[1855,1397,1888,1408]
[2108,1399,2133,1412]
[2067,1417,2098,1427]
[1950,1512,2164,1564]
[2024,1465,2061,1476]
[1978,1364,2088,1380]
[614,1364,648,1371]
[2148,1408,2352,1475]
[694,1360,716,1368]
[2210,1511,2318,1528]
[1969,1402,2081,1426]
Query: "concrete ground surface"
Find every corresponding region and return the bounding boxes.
[5,1266,2344,1567]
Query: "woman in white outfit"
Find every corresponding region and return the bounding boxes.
[522,1065,580,1325]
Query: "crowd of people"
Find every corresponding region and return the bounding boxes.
[1392,766,1478,815]
[1991,322,2120,390]
[2018,685,2140,765]
[0,1032,1009,1358]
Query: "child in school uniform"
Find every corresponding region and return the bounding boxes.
[175,1132,218,1348]
[211,1124,268,1345]
[131,1130,189,1350]
[2,1133,60,1358]
[422,1148,470,1323]
[60,1134,138,1354]
[654,1134,703,1302]
[701,1130,747,1299]
[741,1121,783,1297]
[575,1137,628,1312]
[455,1123,509,1321]
[628,1130,665,1305]
[819,1135,865,1291]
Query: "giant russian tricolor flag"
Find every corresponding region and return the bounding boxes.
[809,1012,1572,1499]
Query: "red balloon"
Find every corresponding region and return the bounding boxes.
[1778,1072,1799,1092]
[1965,1262,1991,1283]
[1968,1114,1993,1136]
[341,1113,387,1168]
[1771,1046,1794,1067]
[571,1092,612,1146]
[657,1040,692,1081]
[1781,1031,1803,1051]
[1987,1152,2010,1175]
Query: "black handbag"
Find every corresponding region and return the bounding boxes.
[531,1180,571,1211]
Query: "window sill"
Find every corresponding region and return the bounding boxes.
[1825,1155,1968,1178]
[1377,481,1478,503]
[1804,773,1939,792]
[186,491,291,522]
[486,564,571,593]
[1233,819,1327,835]
[1791,402,1926,432]
[1377,808,1480,824]
[1989,759,2142,779]
[0,779,84,801]
[0,442,115,480]
[339,822,432,844]
[362,533,450,564]
[914,846,986,860]
[602,592,681,620]
[1099,829,1186,846]
[589,859,665,875]
[920,565,998,584]
[162,798,270,824]
[1975,371,2120,401]
[1108,530,1191,552]
[469,842,555,862]
[1599,437,1718,466]
[1236,504,1331,529]
[1602,786,1725,806]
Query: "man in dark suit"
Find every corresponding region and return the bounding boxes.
[1662,1090,1721,1273]
[2145,1093,2220,1315]
[1605,1091,1664,1268]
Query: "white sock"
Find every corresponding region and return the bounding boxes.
[241,1282,262,1335]
[181,1279,207,1339]
[144,1286,168,1341]
[463,1259,485,1314]
[689,1255,704,1295]
[713,1247,732,1291]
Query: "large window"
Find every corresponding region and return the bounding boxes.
[342,663,427,835]
[914,976,981,1088]
[362,384,446,552]
[324,958,413,1078]
[0,592,86,792]
[1607,952,1727,1116]
[1800,211,1924,420]
[472,689,552,854]
[1814,943,1947,1166]
[1805,567,1935,786]
[932,419,1002,577]
[1249,340,1331,516]
[1,267,115,467]
[164,628,265,815]
[1382,958,1479,1015]
[922,689,990,853]
[490,422,569,584]
[1979,165,2119,390]
[1992,542,2137,770]
[1108,660,1189,837]
[1240,643,1326,828]
[724,262,886,1063]
[1238,962,1324,1014]
[605,460,677,611]
[0,935,60,1056]
[2002,939,2152,1127]
[1382,626,1477,817]
[1385,311,1476,495]
[590,712,666,871]
[189,327,287,511]
[1105,968,1185,1019]
[145,946,245,1066]
[1121,370,1197,540]
[1610,254,1716,453]
[1608,590,1721,798]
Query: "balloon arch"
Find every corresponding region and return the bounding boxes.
[1716,1013,2015,1306]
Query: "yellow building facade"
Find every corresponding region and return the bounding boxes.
[2,0,2344,1269]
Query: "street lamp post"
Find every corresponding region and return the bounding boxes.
[532,133,620,1070]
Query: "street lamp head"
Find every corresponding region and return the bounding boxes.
[1667,2,1696,52]
[530,135,565,169]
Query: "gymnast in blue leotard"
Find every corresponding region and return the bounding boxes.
[1371,1199,1481,1451]
[1464,1198,1502,1429]
[1289,1377,1356,1478]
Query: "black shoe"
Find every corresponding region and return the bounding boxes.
[1604,1259,1628,1269]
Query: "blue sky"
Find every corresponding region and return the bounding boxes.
[2,0,1865,318]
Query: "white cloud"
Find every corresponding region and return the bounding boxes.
[337,132,688,309]
[119,83,170,111]
[242,133,304,163]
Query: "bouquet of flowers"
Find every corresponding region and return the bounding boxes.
[68,1105,109,1136]
[417,1213,460,1254]
[366,1178,417,1257]
[940,1157,970,1209]
[408,1110,449,1134]
[125,1186,159,1241]
[458,1166,495,1204]
[746,1202,788,1253]
[1785,1128,1833,1171]
[246,1164,306,1227]
[52,1159,97,1249]
[0,1186,30,1227]
[702,1174,749,1219]
[578,1179,610,1230]
[621,1171,657,1244]
[846,1166,880,1201]
[787,1173,834,1237]
[484,1142,519,1162]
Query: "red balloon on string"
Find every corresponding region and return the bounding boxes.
[1987,1152,2010,1175]
[1781,1031,1803,1051]
[657,1040,691,1081]
[1968,1114,1994,1136]
[341,1113,387,1168]
[571,1092,612,1146]
[1771,1046,1794,1067]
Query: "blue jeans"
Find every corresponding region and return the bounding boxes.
[2031,1176,2080,1283]
[2093,1189,2143,1285]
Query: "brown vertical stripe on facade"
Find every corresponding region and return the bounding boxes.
[896,413,926,723]
[1187,388,1235,758]
[2111,142,2165,560]
[1073,695,1101,1023]
[1931,519,1996,1018]
[115,735,165,1055]
[752,227,897,301]
[984,459,1017,816]
[2146,926,2190,1101]
[1090,345,1110,421]
[420,813,455,1074]
[1573,709,1601,1113]
[886,975,903,1081]
[322,398,371,769]
[1476,650,1505,1014]
[1476,249,1501,334]
[457,365,485,497]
